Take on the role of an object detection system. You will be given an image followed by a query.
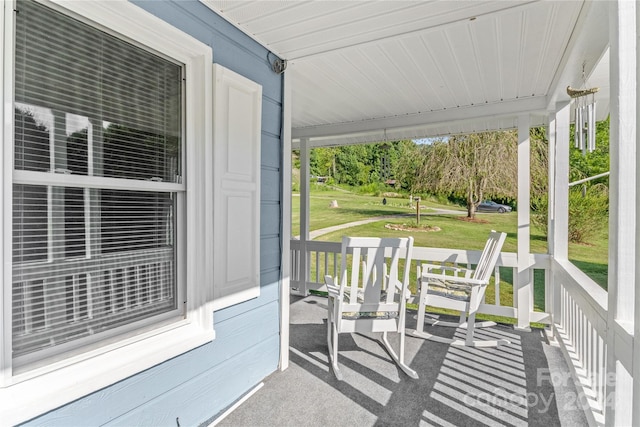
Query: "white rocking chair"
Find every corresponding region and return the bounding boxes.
[413,230,509,347]
[325,236,417,380]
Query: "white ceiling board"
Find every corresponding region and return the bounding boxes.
[203,0,610,144]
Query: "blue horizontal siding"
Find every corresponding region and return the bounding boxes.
[132,0,282,102]
[262,134,282,170]
[214,277,280,324]
[262,169,282,202]
[22,1,283,425]
[23,299,280,427]
[262,98,283,138]
[107,335,280,427]
[261,203,281,236]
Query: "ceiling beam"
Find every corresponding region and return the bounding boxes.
[292,96,548,140]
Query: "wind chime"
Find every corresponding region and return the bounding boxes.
[567,68,599,155]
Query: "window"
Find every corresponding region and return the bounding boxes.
[2,1,215,423]
[12,0,184,369]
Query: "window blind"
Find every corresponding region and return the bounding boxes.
[12,0,183,362]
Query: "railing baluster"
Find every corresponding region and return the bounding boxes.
[579,311,588,371]
[73,274,80,321]
[599,335,606,410]
[290,250,297,283]
[109,269,116,314]
[494,265,500,306]
[586,318,592,385]
[544,267,550,317]
[324,252,329,283]
[291,241,547,320]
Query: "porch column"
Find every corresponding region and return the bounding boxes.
[635,1,640,423]
[606,0,636,425]
[299,137,311,296]
[280,67,292,371]
[546,113,556,256]
[548,103,570,261]
[515,113,531,329]
[548,103,570,330]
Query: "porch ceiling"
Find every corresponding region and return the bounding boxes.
[203,0,610,147]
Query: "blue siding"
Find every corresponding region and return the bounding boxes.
[22,1,283,425]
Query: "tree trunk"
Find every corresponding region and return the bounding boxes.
[468,203,476,218]
[467,181,475,218]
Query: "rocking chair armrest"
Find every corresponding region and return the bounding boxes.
[324,275,342,299]
[387,277,412,300]
[419,271,487,287]
[420,263,474,277]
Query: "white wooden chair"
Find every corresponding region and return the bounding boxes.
[412,230,509,347]
[325,236,417,380]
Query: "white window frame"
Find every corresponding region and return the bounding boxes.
[1,1,214,425]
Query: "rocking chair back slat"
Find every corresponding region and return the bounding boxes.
[341,237,411,305]
[413,229,508,347]
[472,230,507,282]
[327,236,417,379]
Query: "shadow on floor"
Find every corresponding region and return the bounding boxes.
[216,295,587,427]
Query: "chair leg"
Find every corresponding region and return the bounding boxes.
[414,277,428,336]
[413,290,510,347]
[460,289,509,347]
[330,322,342,380]
[465,290,479,346]
[381,331,418,379]
[461,310,509,347]
[326,299,343,380]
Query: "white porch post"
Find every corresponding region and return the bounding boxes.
[279,68,292,371]
[606,1,636,425]
[635,1,640,423]
[515,114,531,329]
[549,103,570,262]
[548,103,570,332]
[546,113,556,257]
[299,137,311,296]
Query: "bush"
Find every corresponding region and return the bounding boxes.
[567,185,608,243]
[532,185,608,244]
[356,182,383,196]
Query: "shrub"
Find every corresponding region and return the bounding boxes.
[532,185,608,244]
[356,183,383,196]
[567,185,608,243]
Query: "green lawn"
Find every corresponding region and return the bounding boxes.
[293,187,609,293]
[292,186,465,234]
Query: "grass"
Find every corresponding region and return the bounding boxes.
[292,187,609,325]
[294,187,608,285]
[292,186,463,235]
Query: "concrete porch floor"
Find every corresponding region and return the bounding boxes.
[216,295,588,426]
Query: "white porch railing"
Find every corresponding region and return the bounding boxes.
[290,239,618,425]
[551,259,610,426]
[12,248,175,359]
[290,239,551,323]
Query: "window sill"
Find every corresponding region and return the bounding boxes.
[0,319,214,426]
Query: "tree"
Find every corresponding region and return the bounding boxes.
[531,118,610,244]
[310,141,419,187]
[569,117,610,184]
[390,140,427,192]
[415,131,518,218]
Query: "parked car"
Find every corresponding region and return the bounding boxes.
[477,200,512,213]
